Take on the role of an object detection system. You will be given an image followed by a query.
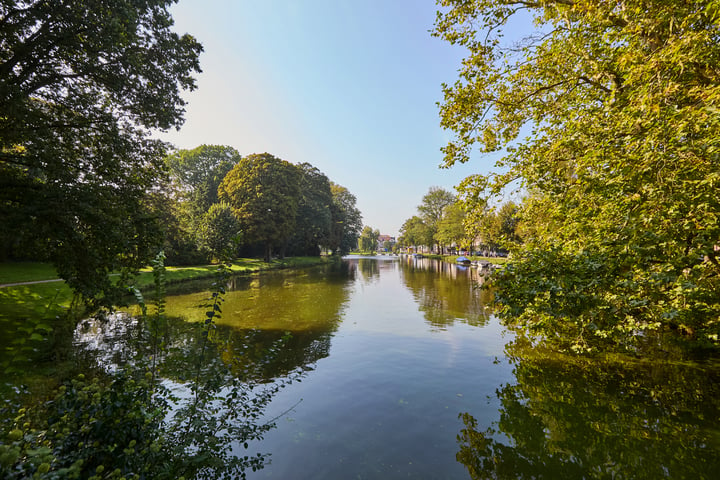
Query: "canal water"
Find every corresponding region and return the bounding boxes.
[76,255,720,479]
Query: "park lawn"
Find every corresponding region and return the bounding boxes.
[0,262,58,284]
[1,256,333,320]
[466,255,508,264]
[132,256,331,289]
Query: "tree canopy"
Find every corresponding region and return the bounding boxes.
[434,0,720,350]
[218,153,301,262]
[398,215,433,251]
[328,182,363,255]
[288,163,333,256]
[474,201,520,253]
[165,144,241,217]
[359,226,380,253]
[418,187,456,251]
[0,0,202,302]
[435,202,469,251]
[197,202,241,262]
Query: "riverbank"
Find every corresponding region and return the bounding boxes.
[347,252,509,264]
[1,256,333,307]
[0,257,333,348]
[0,256,335,387]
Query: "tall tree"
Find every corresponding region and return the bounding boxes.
[218,153,301,262]
[359,226,380,253]
[474,201,520,253]
[398,215,433,252]
[0,0,202,302]
[165,145,241,218]
[435,202,468,252]
[418,187,456,252]
[328,183,363,255]
[288,163,333,256]
[196,202,242,262]
[434,1,720,350]
[142,178,206,266]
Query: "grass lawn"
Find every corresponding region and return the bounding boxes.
[0,262,59,284]
[445,254,509,264]
[0,256,333,319]
[133,256,331,288]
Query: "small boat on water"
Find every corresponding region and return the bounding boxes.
[412,253,424,259]
[473,260,496,272]
[456,256,471,265]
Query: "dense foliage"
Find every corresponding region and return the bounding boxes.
[398,215,432,252]
[399,187,476,253]
[435,0,720,351]
[417,187,456,251]
[0,0,202,303]
[435,202,469,251]
[358,226,380,253]
[287,163,334,257]
[165,144,241,220]
[217,153,363,261]
[197,202,242,261]
[218,153,302,262]
[328,183,363,255]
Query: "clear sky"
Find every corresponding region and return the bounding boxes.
[156,0,499,237]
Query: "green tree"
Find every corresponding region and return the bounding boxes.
[474,201,520,253]
[434,0,720,350]
[288,163,333,256]
[143,179,206,266]
[435,202,469,252]
[399,215,433,252]
[0,0,202,303]
[328,183,363,255]
[418,187,456,252]
[218,153,301,262]
[165,144,241,218]
[197,203,242,262]
[358,226,380,253]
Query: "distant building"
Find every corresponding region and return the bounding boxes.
[377,234,396,251]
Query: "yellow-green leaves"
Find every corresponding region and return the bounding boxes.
[436,0,720,351]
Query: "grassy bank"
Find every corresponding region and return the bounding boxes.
[0,257,332,347]
[445,254,509,265]
[0,256,334,384]
[0,256,333,309]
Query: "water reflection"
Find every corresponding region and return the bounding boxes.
[68,258,720,478]
[399,256,493,329]
[456,337,720,479]
[77,263,356,382]
[355,255,398,283]
[155,262,355,333]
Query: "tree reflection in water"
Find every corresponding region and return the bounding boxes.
[399,257,493,329]
[357,256,397,283]
[76,262,356,383]
[456,336,720,479]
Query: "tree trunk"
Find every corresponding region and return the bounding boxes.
[264,243,272,263]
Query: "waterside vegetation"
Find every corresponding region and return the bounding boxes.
[435,0,720,353]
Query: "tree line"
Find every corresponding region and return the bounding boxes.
[397,186,519,255]
[0,0,362,307]
[159,146,362,264]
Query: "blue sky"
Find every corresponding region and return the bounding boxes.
[157,0,500,236]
